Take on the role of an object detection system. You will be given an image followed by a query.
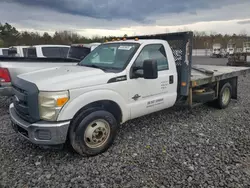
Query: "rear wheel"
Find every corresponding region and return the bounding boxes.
[69,110,118,156]
[217,82,232,109]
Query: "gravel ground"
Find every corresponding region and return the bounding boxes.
[1,59,250,188]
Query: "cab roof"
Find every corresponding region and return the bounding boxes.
[31,45,70,47]
[105,39,165,45]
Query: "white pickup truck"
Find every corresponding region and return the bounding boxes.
[26,45,70,58]
[9,32,250,156]
[0,57,79,96]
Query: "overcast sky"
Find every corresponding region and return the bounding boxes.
[0,0,250,37]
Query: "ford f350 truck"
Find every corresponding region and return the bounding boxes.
[9,32,250,156]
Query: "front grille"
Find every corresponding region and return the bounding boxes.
[12,77,40,123]
[13,84,37,123]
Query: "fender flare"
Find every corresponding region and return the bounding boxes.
[57,89,130,123]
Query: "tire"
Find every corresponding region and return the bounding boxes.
[217,82,232,109]
[69,110,118,156]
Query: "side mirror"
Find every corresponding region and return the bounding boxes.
[142,59,158,79]
[133,59,158,79]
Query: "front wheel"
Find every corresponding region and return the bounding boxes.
[69,110,118,156]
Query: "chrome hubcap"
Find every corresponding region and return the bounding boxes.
[84,119,110,148]
[222,87,230,105]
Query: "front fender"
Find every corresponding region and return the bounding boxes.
[57,89,129,123]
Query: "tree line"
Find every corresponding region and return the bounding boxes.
[0,22,249,49]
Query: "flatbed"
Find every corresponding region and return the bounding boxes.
[191,65,250,87]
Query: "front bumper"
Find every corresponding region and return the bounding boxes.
[0,83,13,96]
[9,103,70,145]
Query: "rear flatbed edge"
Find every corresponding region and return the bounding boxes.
[190,65,250,87]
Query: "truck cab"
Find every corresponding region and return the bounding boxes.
[9,38,178,156]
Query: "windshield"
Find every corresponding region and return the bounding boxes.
[79,42,140,70]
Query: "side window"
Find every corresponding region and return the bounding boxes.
[27,48,37,57]
[42,47,61,57]
[134,44,169,71]
[23,48,28,57]
[2,49,8,56]
[60,47,70,58]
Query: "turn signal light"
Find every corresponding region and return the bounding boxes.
[56,97,69,107]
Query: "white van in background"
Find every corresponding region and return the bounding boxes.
[0,48,8,56]
[26,45,70,58]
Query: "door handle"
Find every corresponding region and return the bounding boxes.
[169,75,174,84]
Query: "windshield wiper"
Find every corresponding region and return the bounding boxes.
[80,64,107,71]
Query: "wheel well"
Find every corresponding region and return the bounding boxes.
[72,100,122,123]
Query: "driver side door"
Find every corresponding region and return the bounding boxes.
[127,44,176,119]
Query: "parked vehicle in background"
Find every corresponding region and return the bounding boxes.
[26,45,70,58]
[0,48,8,56]
[67,43,101,60]
[8,31,250,157]
[227,42,250,66]
[7,46,29,57]
[211,43,222,58]
[0,57,79,96]
[243,42,250,53]
[227,43,236,56]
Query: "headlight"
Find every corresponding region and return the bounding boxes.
[38,91,69,121]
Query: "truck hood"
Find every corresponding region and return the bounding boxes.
[17,65,115,91]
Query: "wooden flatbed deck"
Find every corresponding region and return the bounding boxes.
[190,65,250,87]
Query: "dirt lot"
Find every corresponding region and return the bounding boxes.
[1,57,250,188]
